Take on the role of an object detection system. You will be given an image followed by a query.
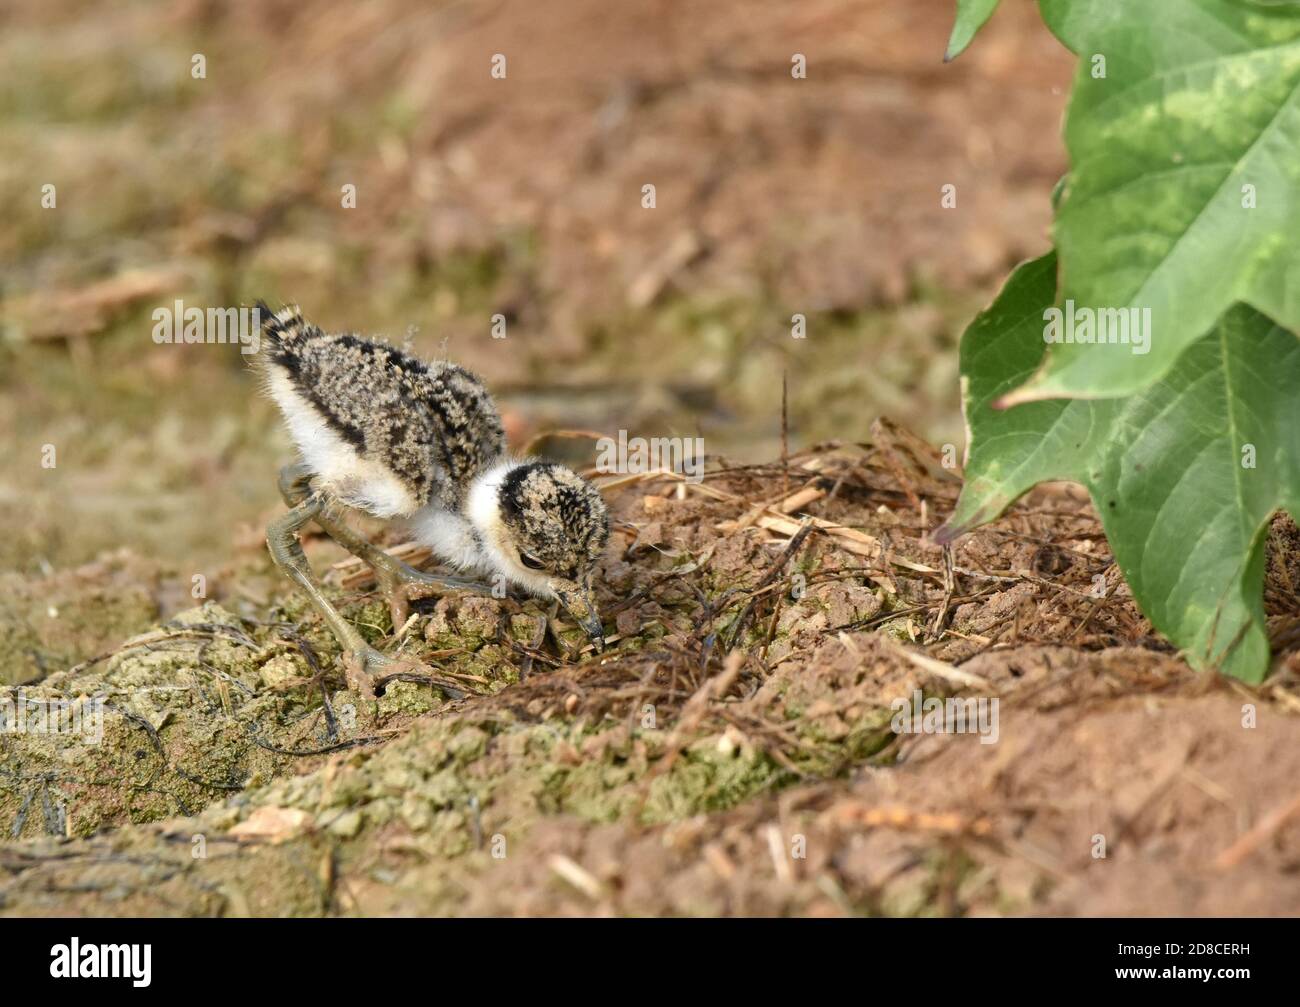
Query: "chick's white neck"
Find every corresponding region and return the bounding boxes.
[406,460,551,598]
[465,460,553,597]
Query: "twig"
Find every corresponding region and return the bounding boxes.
[724,520,816,651]
[885,641,992,691]
[1212,791,1300,870]
[371,671,468,700]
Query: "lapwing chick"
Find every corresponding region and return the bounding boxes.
[254,304,609,689]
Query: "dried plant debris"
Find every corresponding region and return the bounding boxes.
[1,432,1298,917]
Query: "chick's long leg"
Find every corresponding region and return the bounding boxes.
[276,464,487,629]
[266,491,414,694]
[277,462,316,508]
[318,503,488,629]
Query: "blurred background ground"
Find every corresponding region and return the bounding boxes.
[0,0,1070,579]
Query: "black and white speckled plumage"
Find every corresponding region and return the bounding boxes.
[255,302,504,514]
[499,463,610,582]
[256,304,610,646]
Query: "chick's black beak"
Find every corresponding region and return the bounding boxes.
[581,612,606,653]
[552,583,605,652]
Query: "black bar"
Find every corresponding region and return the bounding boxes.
[0,917,1285,993]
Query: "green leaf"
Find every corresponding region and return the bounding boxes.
[1002,0,1300,403]
[945,0,1001,62]
[939,253,1300,682]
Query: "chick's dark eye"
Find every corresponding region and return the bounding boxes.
[519,552,546,571]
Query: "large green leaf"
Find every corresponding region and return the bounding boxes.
[937,253,1300,681]
[945,0,1001,61]
[1001,0,1300,404]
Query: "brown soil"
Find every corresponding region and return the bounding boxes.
[3,433,1299,917]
